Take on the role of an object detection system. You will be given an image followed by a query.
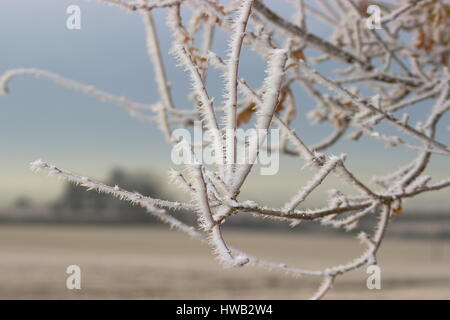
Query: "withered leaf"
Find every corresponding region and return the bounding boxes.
[292,49,306,61]
[237,102,256,127]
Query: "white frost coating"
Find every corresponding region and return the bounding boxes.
[0,68,154,121]
[284,155,342,212]
[138,1,175,140]
[229,49,287,195]
[190,165,247,267]
[30,159,191,212]
[30,159,47,171]
[222,0,255,182]
[256,49,288,130]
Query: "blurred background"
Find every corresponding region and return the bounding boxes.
[0,0,449,299]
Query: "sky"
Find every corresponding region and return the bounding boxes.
[0,0,449,212]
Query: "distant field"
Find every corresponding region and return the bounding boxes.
[0,224,449,299]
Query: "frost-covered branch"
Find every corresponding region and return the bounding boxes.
[223,0,254,182]
[30,159,193,211]
[0,68,154,121]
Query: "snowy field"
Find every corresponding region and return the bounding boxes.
[0,224,449,299]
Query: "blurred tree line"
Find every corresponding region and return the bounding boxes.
[8,168,450,238]
[51,168,166,223]
[47,168,291,228]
